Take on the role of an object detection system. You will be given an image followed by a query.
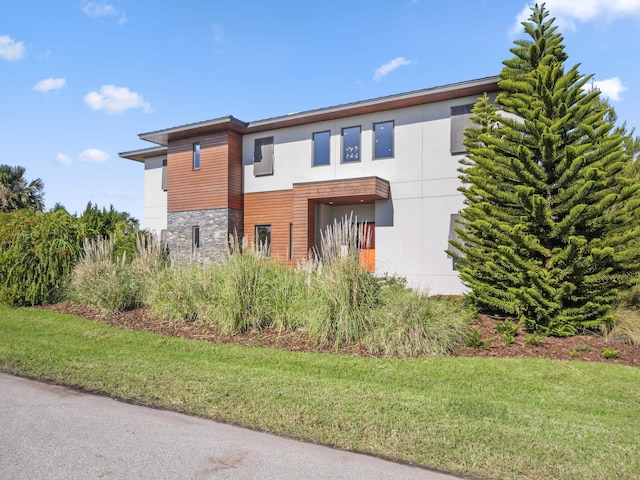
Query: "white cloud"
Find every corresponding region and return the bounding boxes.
[33,78,66,92]
[373,57,414,82]
[511,1,640,35]
[80,148,110,163]
[55,153,72,165]
[592,77,628,101]
[83,85,152,114]
[82,2,127,25]
[0,35,26,61]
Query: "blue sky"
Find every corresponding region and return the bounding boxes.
[2,0,639,226]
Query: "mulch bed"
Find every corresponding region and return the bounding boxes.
[37,303,640,367]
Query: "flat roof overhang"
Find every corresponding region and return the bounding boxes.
[118,145,168,162]
[136,76,500,146]
[293,177,390,205]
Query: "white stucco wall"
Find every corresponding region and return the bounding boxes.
[143,156,168,236]
[241,94,483,294]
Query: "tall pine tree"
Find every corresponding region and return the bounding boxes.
[450,4,640,335]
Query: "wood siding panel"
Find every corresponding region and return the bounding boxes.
[244,190,293,260]
[227,131,243,211]
[167,134,230,212]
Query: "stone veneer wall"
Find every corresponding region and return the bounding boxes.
[167,208,243,263]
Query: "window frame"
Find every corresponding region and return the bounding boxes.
[192,143,201,170]
[312,130,331,167]
[255,224,272,255]
[450,104,474,155]
[341,125,361,163]
[254,136,274,176]
[373,120,394,160]
[192,225,200,252]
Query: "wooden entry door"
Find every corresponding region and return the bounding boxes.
[359,223,375,272]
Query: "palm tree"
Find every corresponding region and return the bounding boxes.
[0,165,45,212]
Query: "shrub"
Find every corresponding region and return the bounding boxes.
[602,348,620,359]
[262,262,308,332]
[364,290,472,357]
[0,210,84,305]
[495,319,519,347]
[523,333,546,346]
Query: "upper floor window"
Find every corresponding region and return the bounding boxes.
[450,104,474,155]
[342,126,361,163]
[313,131,330,166]
[161,159,168,191]
[254,137,274,176]
[193,143,201,170]
[374,121,394,159]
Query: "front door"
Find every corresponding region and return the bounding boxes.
[359,223,375,272]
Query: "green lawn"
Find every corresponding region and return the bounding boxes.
[1,304,639,480]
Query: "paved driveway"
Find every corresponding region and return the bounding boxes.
[0,373,463,479]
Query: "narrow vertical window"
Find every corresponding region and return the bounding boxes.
[254,137,274,176]
[312,131,331,166]
[288,222,293,259]
[342,126,361,163]
[450,104,474,154]
[255,225,271,255]
[192,226,200,251]
[373,121,394,159]
[161,159,168,191]
[193,143,201,170]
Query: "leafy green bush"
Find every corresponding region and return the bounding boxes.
[495,319,519,347]
[523,333,546,346]
[602,348,619,359]
[0,210,84,305]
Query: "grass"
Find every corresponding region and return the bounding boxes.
[1,305,639,480]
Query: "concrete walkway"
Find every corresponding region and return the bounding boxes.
[0,373,465,480]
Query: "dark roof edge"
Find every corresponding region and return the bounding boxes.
[119,145,168,162]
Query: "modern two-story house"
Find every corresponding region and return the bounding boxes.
[119,76,499,295]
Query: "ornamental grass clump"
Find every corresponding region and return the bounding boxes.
[364,289,472,357]
[67,236,139,314]
[306,217,380,346]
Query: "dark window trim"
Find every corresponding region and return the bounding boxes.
[312,130,331,167]
[373,120,394,160]
[341,125,361,164]
[193,143,201,170]
[254,136,274,176]
[255,224,272,256]
[192,225,200,251]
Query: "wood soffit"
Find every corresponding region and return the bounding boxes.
[136,77,499,147]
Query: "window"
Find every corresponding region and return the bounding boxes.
[342,126,361,163]
[161,159,168,191]
[193,143,201,170]
[192,226,200,251]
[374,121,394,159]
[255,225,271,254]
[450,104,474,154]
[288,223,293,259]
[254,137,274,176]
[313,131,330,166]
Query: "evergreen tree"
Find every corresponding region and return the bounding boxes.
[450,4,640,335]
